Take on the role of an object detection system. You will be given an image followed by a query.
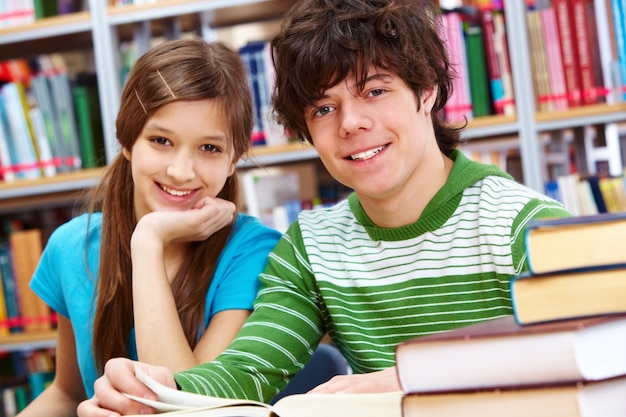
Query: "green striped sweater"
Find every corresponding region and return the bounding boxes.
[175,150,570,402]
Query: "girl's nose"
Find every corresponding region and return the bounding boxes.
[166,154,195,182]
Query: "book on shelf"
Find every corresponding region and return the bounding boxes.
[511,265,626,325]
[553,0,583,107]
[478,7,506,115]
[0,241,22,333]
[401,376,626,417]
[0,95,17,183]
[441,10,472,122]
[395,314,626,394]
[30,73,72,173]
[28,107,57,178]
[491,7,515,115]
[524,212,626,274]
[122,366,402,417]
[526,7,553,113]
[609,0,626,100]
[72,74,105,169]
[0,261,9,337]
[239,41,269,147]
[464,23,491,117]
[0,82,41,180]
[539,5,569,111]
[571,0,602,105]
[37,53,83,171]
[8,229,53,333]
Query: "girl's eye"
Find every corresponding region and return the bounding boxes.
[150,137,171,146]
[200,144,220,153]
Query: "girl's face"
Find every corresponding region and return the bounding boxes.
[123,99,237,220]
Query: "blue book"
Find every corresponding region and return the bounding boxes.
[0,241,22,333]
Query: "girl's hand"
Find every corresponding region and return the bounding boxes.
[132,197,236,248]
[77,358,175,417]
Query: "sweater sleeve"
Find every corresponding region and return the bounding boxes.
[510,198,572,274]
[174,220,326,402]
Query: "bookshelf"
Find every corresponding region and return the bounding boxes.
[0,0,625,353]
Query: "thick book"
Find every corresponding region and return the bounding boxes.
[511,266,626,324]
[524,212,626,274]
[395,314,626,394]
[401,376,626,417]
[123,367,402,417]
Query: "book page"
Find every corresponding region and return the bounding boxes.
[125,366,270,412]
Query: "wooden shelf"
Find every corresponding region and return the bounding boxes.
[106,0,294,28]
[0,12,93,60]
[0,330,57,352]
[535,103,626,131]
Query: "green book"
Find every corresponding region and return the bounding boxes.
[464,24,491,118]
[72,82,105,169]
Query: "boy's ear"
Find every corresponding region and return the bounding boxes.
[421,85,438,114]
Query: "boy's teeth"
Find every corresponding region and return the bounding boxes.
[161,185,191,196]
[351,146,384,161]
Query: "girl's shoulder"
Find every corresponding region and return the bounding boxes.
[48,212,102,242]
[233,213,283,239]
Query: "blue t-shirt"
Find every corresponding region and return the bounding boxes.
[30,212,281,397]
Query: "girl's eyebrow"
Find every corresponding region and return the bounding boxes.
[143,122,229,143]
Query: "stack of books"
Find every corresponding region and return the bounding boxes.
[395,211,626,417]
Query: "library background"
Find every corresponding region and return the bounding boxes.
[0,0,625,414]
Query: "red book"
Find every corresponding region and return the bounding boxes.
[553,0,582,106]
[571,0,600,104]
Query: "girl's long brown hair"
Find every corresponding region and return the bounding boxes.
[86,38,253,371]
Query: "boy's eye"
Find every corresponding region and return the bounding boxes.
[314,105,334,117]
[368,88,384,97]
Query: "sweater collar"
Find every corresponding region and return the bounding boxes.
[349,150,512,241]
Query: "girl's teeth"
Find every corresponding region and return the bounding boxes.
[161,185,191,196]
[351,146,384,161]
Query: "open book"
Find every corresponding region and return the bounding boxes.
[124,367,402,417]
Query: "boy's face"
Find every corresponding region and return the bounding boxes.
[304,68,441,206]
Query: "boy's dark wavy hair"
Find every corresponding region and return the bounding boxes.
[271,0,461,151]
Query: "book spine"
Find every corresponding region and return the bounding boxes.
[0,241,23,333]
[570,0,599,104]
[28,107,57,177]
[492,9,515,115]
[0,83,41,180]
[553,0,582,106]
[612,0,626,99]
[527,8,552,112]
[464,24,491,117]
[479,8,506,114]
[540,7,569,110]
